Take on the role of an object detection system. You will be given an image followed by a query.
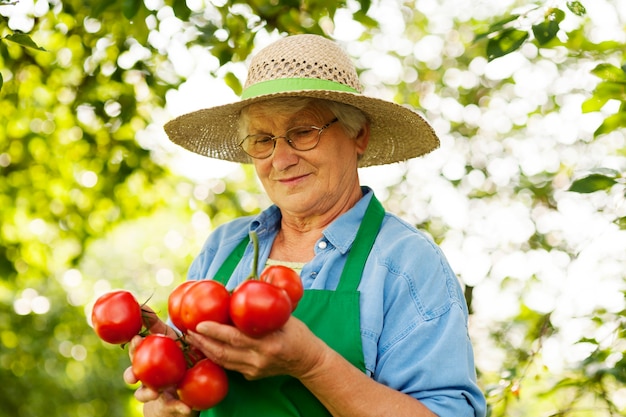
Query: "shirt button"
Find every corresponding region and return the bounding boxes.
[317,241,327,249]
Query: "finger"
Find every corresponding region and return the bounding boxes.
[123,366,138,385]
[194,320,217,335]
[141,307,166,333]
[134,384,160,403]
[188,328,277,380]
[186,329,248,370]
[190,321,247,353]
[127,334,143,359]
[186,328,226,360]
[141,308,179,339]
[143,390,193,416]
[194,320,241,342]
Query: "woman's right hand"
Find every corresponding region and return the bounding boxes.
[124,314,197,416]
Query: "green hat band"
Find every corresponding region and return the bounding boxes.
[241,78,360,100]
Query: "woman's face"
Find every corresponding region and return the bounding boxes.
[247,105,369,219]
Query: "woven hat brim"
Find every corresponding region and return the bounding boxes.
[164,90,439,167]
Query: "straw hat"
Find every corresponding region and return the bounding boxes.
[164,34,439,167]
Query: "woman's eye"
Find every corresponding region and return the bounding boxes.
[290,128,315,139]
[253,136,273,144]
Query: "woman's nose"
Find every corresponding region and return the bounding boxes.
[271,137,299,169]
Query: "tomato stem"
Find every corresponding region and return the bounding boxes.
[249,231,259,279]
[140,292,155,306]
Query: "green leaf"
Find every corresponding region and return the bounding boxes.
[591,63,626,83]
[532,9,565,45]
[594,111,626,137]
[3,33,47,51]
[567,1,587,16]
[0,72,3,92]
[615,216,626,230]
[122,0,141,19]
[569,173,618,193]
[577,336,598,345]
[487,28,529,61]
[475,14,520,41]
[583,81,626,114]
[357,0,372,13]
[172,0,191,21]
[583,73,626,113]
[548,8,566,23]
[353,10,378,29]
[594,80,626,101]
[532,20,558,45]
[581,95,608,113]
[224,71,242,96]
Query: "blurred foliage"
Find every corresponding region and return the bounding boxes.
[0,0,265,414]
[451,1,625,415]
[473,0,626,231]
[1,0,625,416]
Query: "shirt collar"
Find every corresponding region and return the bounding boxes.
[323,186,373,255]
[250,186,374,255]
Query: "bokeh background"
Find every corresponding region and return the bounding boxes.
[1,0,625,416]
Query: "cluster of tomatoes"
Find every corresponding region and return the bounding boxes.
[170,264,304,339]
[91,263,303,411]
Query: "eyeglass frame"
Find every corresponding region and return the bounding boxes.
[238,118,339,159]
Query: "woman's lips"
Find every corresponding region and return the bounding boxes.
[277,174,309,185]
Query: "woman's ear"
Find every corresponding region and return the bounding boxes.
[355,122,370,156]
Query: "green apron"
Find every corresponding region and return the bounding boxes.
[201,196,384,417]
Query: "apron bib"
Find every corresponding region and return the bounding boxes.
[201,196,384,417]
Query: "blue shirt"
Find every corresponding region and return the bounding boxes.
[187,187,486,417]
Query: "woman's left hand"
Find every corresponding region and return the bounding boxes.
[188,315,438,417]
[186,316,327,381]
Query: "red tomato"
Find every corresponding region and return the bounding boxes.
[168,280,197,334]
[260,265,304,310]
[179,280,231,332]
[229,280,292,338]
[91,290,143,344]
[132,334,187,391]
[177,358,229,410]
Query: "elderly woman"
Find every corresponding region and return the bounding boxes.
[125,34,486,417]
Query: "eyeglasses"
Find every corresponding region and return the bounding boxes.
[239,118,339,159]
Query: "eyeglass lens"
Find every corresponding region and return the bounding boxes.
[240,118,338,159]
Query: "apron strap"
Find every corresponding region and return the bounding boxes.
[213,237,249,285]
[336,195,385,292]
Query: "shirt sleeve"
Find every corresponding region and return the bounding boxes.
[367,224,486,417]
[185,216,256,283]
[376,303,485,417]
